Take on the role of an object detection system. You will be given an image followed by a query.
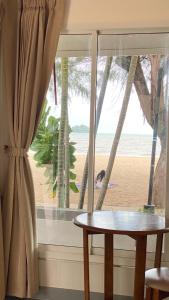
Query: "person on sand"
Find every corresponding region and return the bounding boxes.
[95,170,106,188]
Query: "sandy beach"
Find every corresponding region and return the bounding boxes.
[29,153,152,210]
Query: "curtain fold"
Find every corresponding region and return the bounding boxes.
[0,197,4,300]
[0,2,5,300]
[1,0,65,298]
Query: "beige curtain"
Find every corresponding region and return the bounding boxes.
[1,0,65,298]
[0,2,5,300]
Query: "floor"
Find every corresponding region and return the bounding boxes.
[6,287,132,300]
[35,287,132,300]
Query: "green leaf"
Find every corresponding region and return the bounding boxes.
[69,182,79,193]
[32,98,78,197]
[69,171,76,180]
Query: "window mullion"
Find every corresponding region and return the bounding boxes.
[164,58,169,259]
[87,31,98,213]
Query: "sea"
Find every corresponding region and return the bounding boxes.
[70,132,161,157]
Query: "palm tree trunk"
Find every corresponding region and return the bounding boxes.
[57,57,68,208]
[152,146,166,208]
[115,57,153,127]
[147,56,161,206]
[65,108,70,208]
[152,75,166,208]
[96,56,138,210]
[78,57,113,209]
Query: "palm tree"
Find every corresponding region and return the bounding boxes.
[147,56,161,207]
[57,57,69,207]
[78,56,113,209]
[55,57,91,208]
[65,108,70,208]
[96,56,138,210]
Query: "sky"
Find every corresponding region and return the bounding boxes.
[66,84,153,136]
[47,62,154,136]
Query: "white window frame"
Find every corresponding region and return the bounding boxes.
[37,28,169,261]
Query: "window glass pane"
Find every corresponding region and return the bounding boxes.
[93,33,169,251]
[30,32,169,251]
[30,34,92,246]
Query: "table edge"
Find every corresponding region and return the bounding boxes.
[73,212,169,236]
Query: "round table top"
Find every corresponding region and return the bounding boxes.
[74,211,169,235]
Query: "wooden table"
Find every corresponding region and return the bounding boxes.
[74,211,169,300]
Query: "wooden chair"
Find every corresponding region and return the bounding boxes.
[145,267,169,299]
[145,233,169,299]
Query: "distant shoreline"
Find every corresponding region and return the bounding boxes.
[71,132,153,136]
[74,152,160,158]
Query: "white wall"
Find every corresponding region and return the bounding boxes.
[64,0,169,31]
[39,244,169,297]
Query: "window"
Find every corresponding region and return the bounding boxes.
[30,34,92,246]
[94,33,169,251]
[94,34,168,215]
[30,32,169,251]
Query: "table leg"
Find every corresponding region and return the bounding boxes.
[154,233,163,268]
[83,229,90,300]
[104,234,113,300]
[134,235,147,300]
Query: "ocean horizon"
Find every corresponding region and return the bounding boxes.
[70,132,161,157]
